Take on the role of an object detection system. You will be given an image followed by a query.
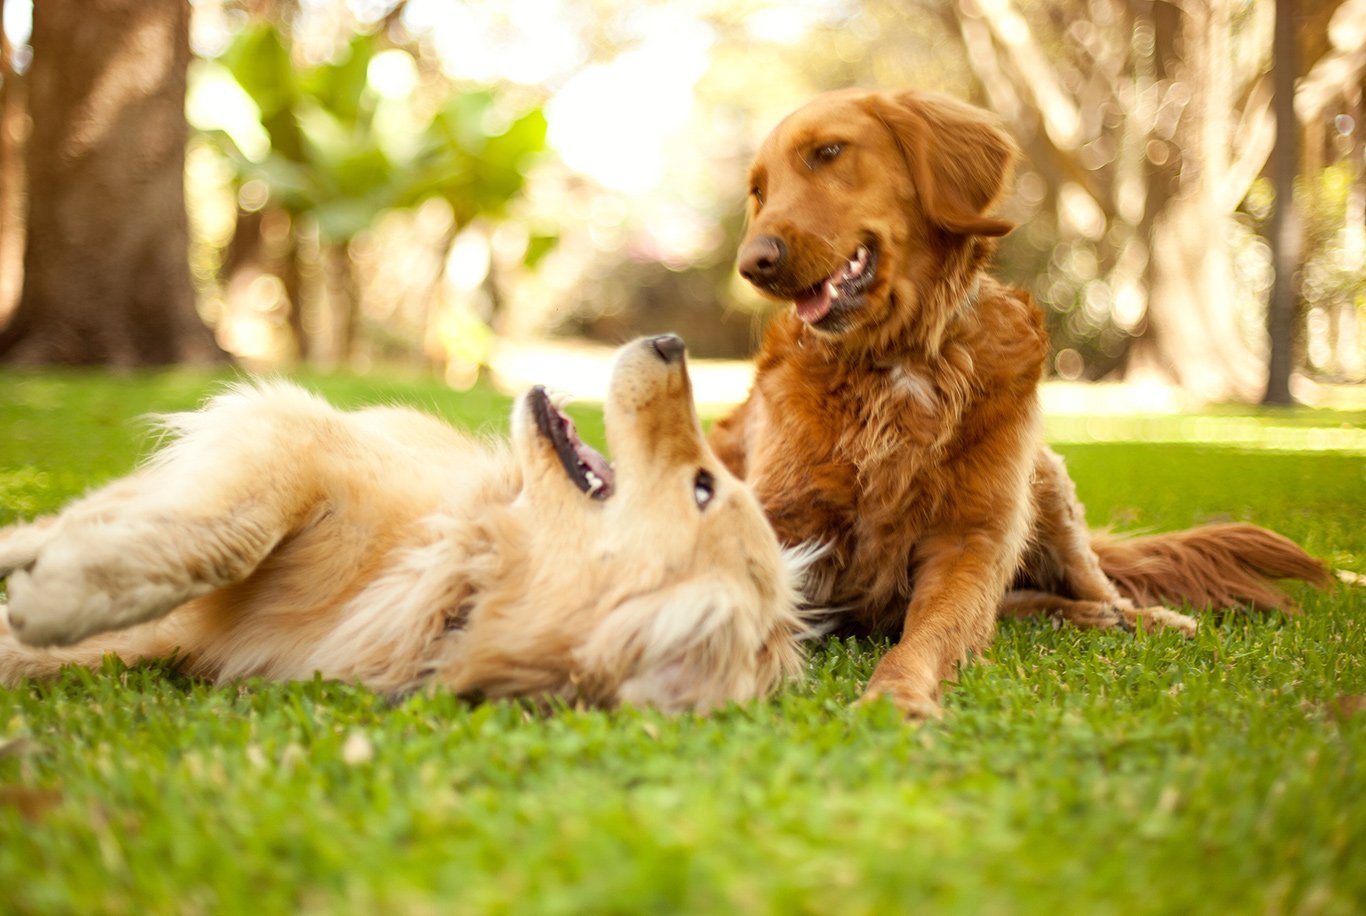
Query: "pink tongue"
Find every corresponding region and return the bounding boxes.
[562,412,614,484]
[579,446,613,483]
[794,283,834,324]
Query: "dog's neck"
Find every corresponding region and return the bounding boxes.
[954,276,983,320]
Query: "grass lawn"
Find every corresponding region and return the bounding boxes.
[1,369,1363,915]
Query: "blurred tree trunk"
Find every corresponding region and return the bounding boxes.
[1263,0,1300,404]
[281,228,310,362]
[321,243,360,368]
[1126,0,1265,400]
[950,0,1358,401]
[0,0,25,325]
[0,0,224,366]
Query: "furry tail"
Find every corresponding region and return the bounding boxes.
[1093,523,1330,612]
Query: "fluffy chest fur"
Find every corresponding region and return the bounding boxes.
[739,286,1046,628]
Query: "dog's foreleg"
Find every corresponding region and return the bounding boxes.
[3,468,295,647]
[861,527,1021,721]
[2,396,318,648]
[859,418,1041,720]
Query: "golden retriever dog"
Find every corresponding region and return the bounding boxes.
[710,89,1328,719]
[0,336,808,712]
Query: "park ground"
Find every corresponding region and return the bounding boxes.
[0,368,1363,914]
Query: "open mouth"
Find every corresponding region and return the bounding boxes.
[792,239,879,327]
[529,386,615,499]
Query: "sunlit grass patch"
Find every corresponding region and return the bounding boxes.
[1045,412,1366,454]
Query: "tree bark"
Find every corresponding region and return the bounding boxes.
[280,226,310,362]
[0,0,25,326]
[1125,0,1265,400]
[1263,0,1300,404]
[0,0,224,366]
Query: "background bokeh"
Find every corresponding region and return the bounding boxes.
[0,0,1361,402]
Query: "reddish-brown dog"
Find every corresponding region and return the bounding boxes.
[711,88,1328,719]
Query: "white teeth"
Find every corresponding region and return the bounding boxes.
[826,280,840,299]
[846,245,868,279]
[835,245,868,281]
[585,470,605,494]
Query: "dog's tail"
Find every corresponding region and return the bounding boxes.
[1092,523,1330,612]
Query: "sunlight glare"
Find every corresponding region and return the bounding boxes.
[2,0,30,49]
[186,61,271,162]
[367,49,417,100]
[546,12,713,194]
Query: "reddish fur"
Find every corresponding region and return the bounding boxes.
[714,89,1327,718]
[1092,524,1330,612]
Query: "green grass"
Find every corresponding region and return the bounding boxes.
[1,369,1363,915]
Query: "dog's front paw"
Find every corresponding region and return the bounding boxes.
[4,559,120,648]
[1120,604,1198,638]
[0,520,55,580]
[856,678,944,722]
[0,524,103,644]
[6,529,198,647]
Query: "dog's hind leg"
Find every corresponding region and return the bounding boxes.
[1,385,324,648]
[0,608,194,686]
[999,589,1133,630]
[998,588,1196,636]
[1025,448,1196,636]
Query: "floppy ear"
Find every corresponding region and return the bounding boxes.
[871,90,1018,238]
[574,578,798,713]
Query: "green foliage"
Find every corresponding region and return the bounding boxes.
[201,23,549,243]
[1,371,1363,913]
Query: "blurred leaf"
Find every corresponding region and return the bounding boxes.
[435,90,497,154]
[523,233,558,269]
[201,21,548,244]
[301,33,377,125]
[219,24,293,114]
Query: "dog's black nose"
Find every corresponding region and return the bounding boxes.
[738,235,786,287]
[649,334,685,364]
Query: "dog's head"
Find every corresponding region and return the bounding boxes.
[738,89,1018,350]
[462,336,808,712]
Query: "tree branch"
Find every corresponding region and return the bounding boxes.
[970,0,1084,150]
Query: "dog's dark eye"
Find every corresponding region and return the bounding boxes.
[694,469,715,510]
[749,186,764,208]
[812,143,843,165]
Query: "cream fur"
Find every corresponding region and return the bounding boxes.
[0,339,810,712]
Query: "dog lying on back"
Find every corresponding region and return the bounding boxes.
[711,89,1328,719]
[0,336,808,712]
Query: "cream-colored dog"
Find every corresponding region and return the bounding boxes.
[0,336,808,711]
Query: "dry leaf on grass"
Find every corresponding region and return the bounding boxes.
[0,786,62,822]
[1325,695,1366,722]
